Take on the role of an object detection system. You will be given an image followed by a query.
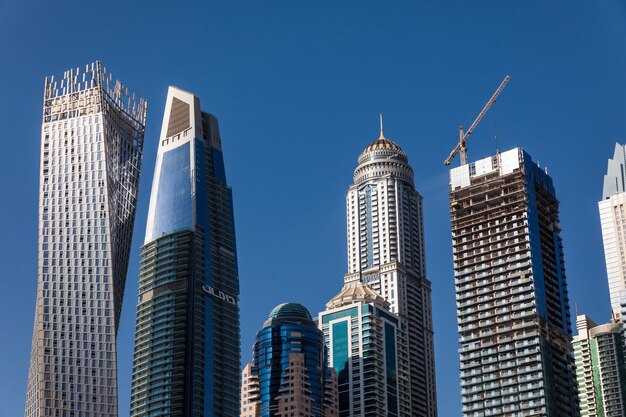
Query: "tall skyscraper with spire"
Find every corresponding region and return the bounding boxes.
[449,148,578,416]
[599,143,626,319]
[341,117,437,417]
[130,86,240,416]
[25,61,146,417]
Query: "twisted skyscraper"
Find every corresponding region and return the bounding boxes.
[25,62,146,417]
[341,119,437,416]
[130,87,240,416]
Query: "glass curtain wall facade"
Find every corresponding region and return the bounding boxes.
[25,61,146,417]
[449,148,578,416]
[574,314,626,417]
[599,143,626,319]
[241,304,338,417]
[343,126,436,417]
[130,87,240,416]
[319,282,400,417]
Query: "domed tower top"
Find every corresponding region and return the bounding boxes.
[354,114,414,184]
[264,303,313,326]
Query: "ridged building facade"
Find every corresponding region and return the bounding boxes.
[342,122,437,417]
[130,87,240,416]
[25,61,146,417]
[449,148,578,416]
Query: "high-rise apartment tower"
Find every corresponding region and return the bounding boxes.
[25,61,146,417]
[449,148,578,416]
[599,143,626,319]
[573,314,626,417]
[130,87,240,416]
[319,281,400,417]
[342,122,437,416]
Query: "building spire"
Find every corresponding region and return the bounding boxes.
[379,113,385,139]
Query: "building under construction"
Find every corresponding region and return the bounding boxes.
[448,148,579,416]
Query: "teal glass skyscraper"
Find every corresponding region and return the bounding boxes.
[319,282,400,417]
[130,87,240,416]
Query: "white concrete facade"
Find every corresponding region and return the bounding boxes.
[25,62,146,417]
[343,128,436,417]
[599,144,626,318]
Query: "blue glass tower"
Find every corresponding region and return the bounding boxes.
[130,87,240,416]
[241,304,338,417]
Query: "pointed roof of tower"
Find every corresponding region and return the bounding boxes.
[361,113,406,156]
[602,143,626,200]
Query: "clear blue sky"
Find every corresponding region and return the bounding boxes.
[1,1,625,416]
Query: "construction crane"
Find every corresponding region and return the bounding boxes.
[444,75,510,166]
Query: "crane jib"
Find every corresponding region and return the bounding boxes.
[444,75,510,166]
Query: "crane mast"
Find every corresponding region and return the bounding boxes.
[444,75,510,166]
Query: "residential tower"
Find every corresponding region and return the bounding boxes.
[319,281,400,417]
[25,61,146,417]
[573,314,626,417]
[342,120,437,416]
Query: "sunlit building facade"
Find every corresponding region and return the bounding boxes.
[449,148,578,416]
[25,61,146,417]
[599,143,626,319]
[241,303,338,417]
[319,281,400,417]
[130,87,240,416]
[343,123,436,417]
